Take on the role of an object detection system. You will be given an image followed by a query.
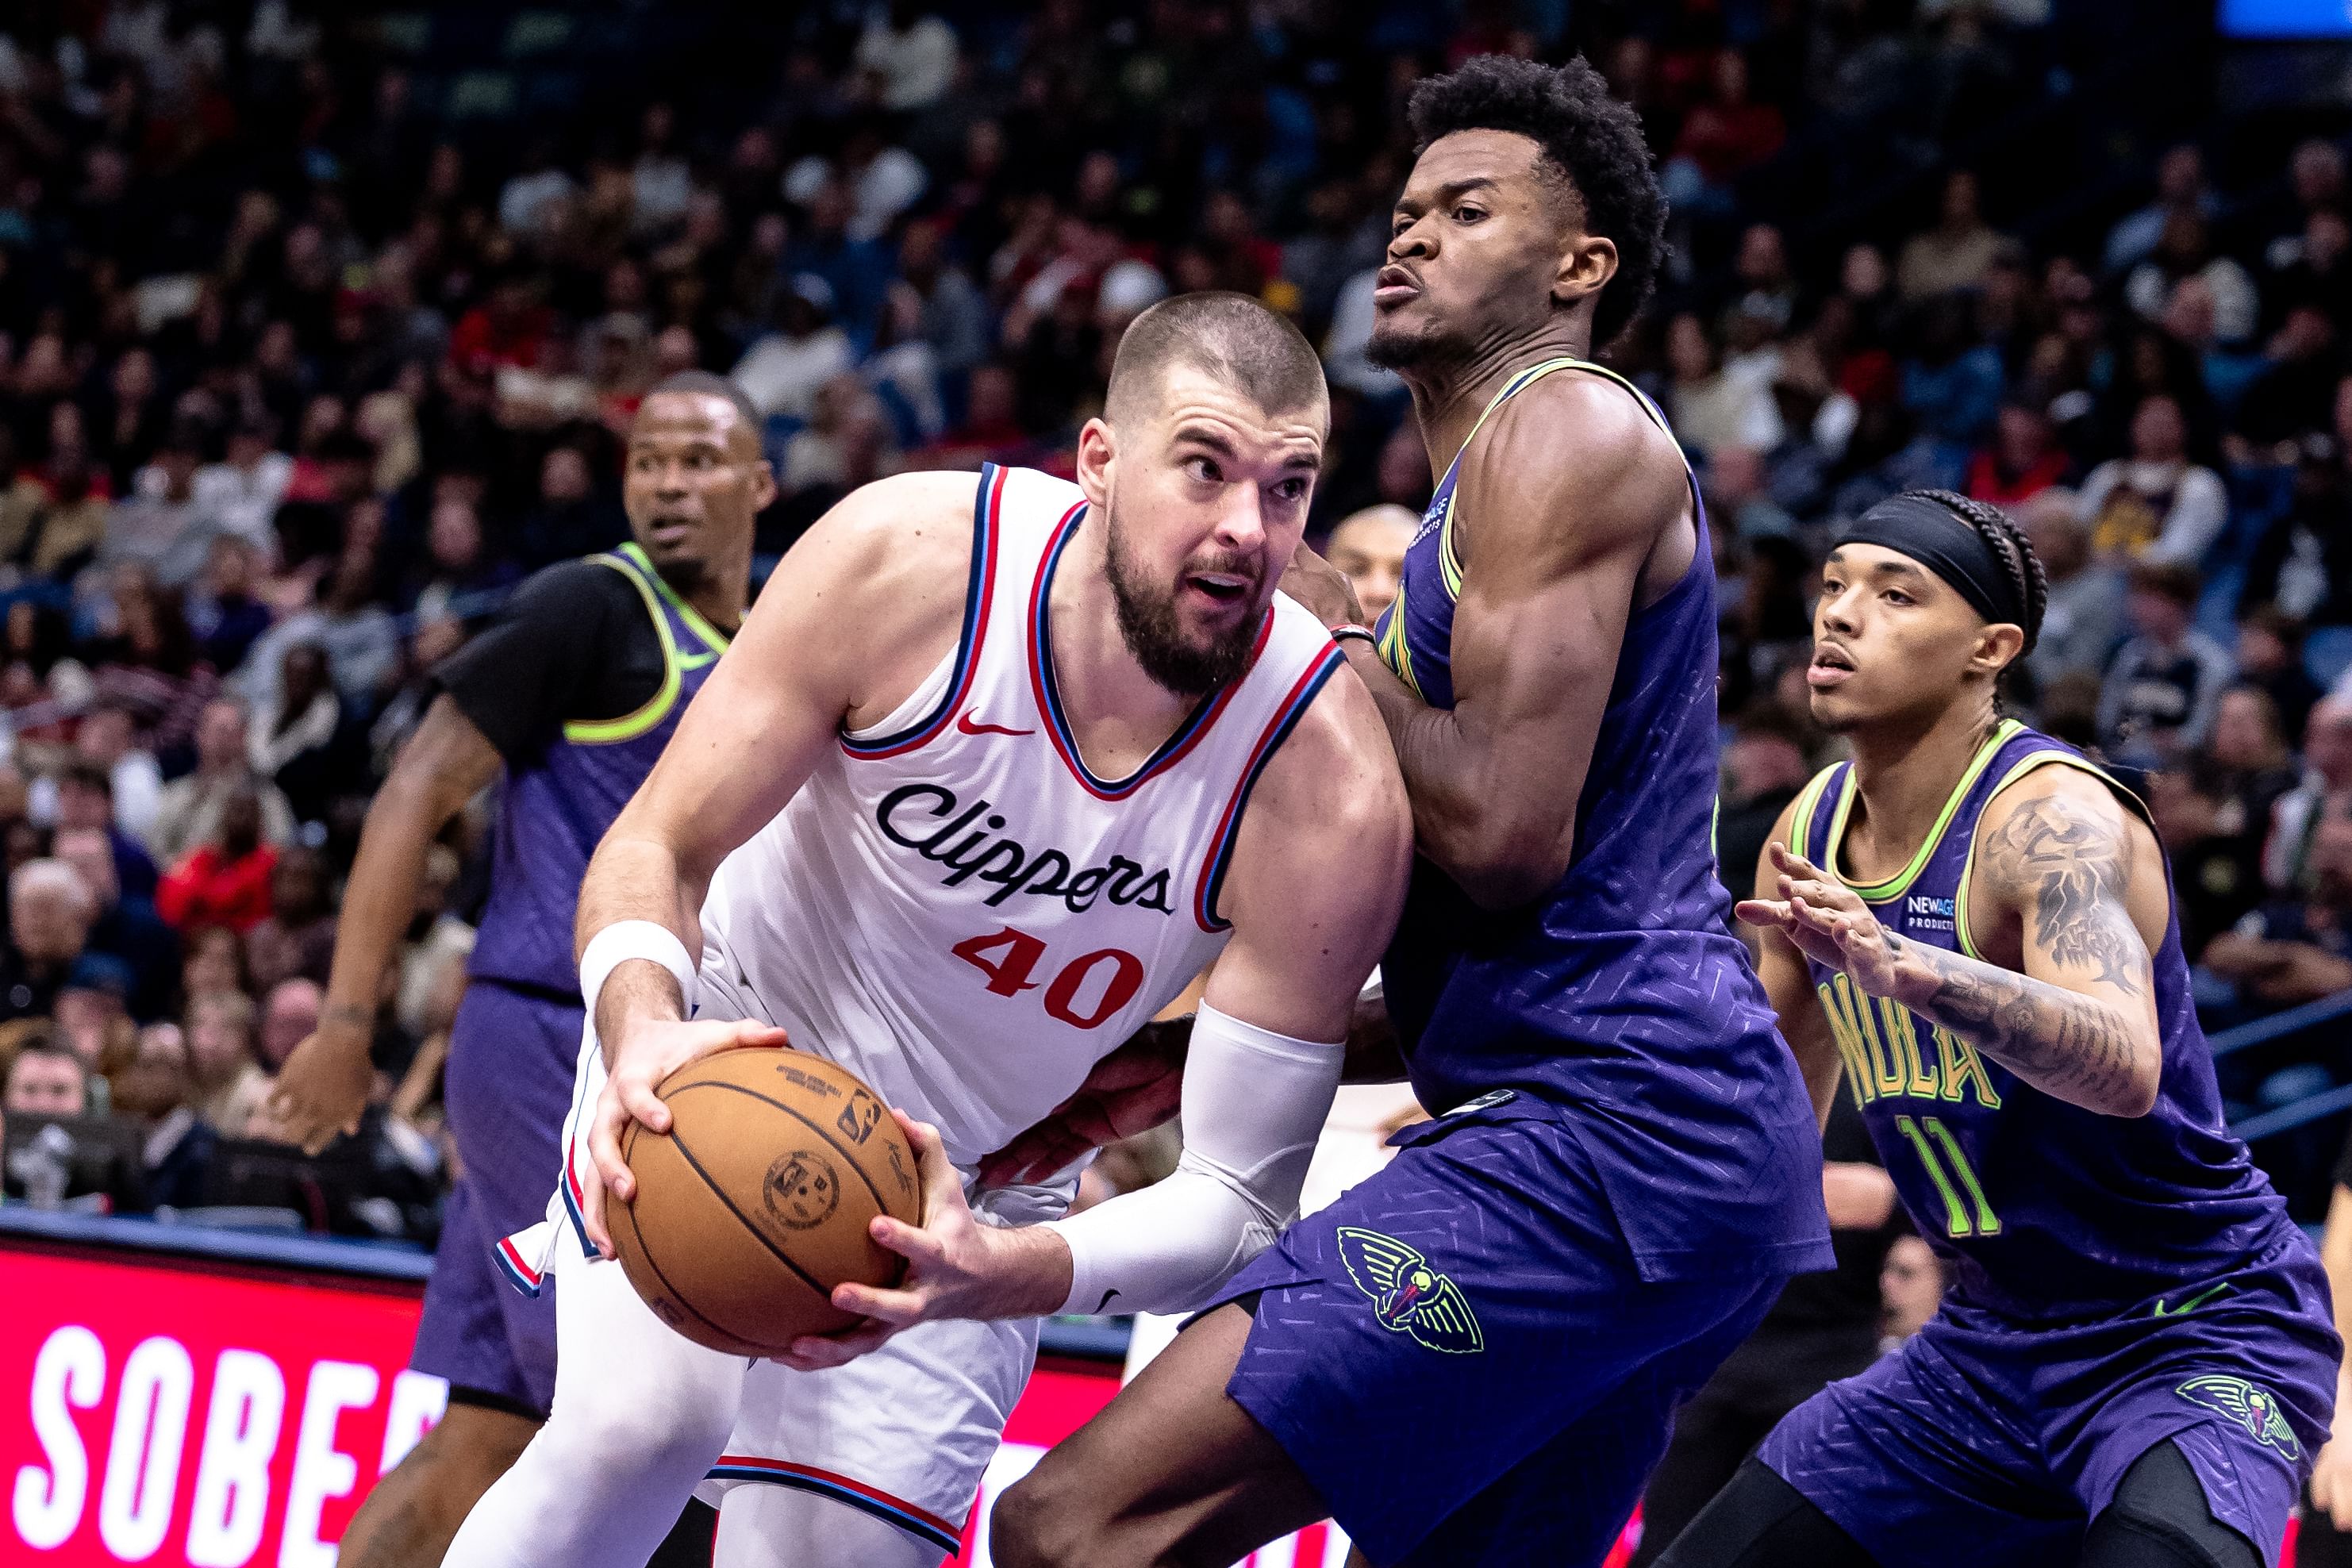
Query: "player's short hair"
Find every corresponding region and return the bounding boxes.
[642,371,762,436]
[1408,55,1666,350]
[1105,291,1328,430]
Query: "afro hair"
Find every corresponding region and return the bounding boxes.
[1408,55,1666,351]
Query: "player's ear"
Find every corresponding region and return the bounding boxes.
[1970,622,2026,678]
[1554,233,1618,309]
[750,458,778,513]
[1075,417,1116,509]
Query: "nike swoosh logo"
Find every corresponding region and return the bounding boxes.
[2152,1282,2231,1318]
[957,713,1035,737]
[1093,1289,1121,1312]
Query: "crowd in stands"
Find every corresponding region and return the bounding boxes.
[0,0,2346,1255]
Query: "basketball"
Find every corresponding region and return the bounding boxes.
[608,1048,924,1357]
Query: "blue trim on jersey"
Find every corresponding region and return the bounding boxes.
[493,1237,544,1299]
[704,1464,963,1552]
[840,463,1003,758]
[1028,505,1259,800]
[1193,643,1347,932]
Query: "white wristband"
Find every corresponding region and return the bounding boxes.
[578,920,698,1024]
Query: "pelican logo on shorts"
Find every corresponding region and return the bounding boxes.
[762,1150,843,1231]
[2177,1374,2302,1459]
[1334,1228,1484,1355]
[836,1087,883,1145]
[875,784,1178,916]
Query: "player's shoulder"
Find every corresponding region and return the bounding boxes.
[493,554,646,636]
[1461,367,1688,539]
[785,469,984,598]
[1247,626,1409,849]
[1973,753,2150,891]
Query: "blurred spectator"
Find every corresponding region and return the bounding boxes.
[2237,609,2324,748]
[1324,505,1418,624]
[245,845,335,994]
[190,421,292,557]
[1881,1234,1946,1349]
[1966,402,2070,509]
[2204,817,2352,1016]
[156,790,278,934]
[185,988,264,1135]
[185,536,275,676]
[2099,561,2233,767]
[52,827,177,1022]
[5,1036,86,1116]
[28,705,162,847]
[733,275,855,420]
[2267,698,2352,897]
[150,698,298,864]
[1716,713,1814,905]
[2105,144,2220,276]
[111,1021,215,1209]
[1667,313,1777,459]
[2125,213,2258,348]
[248,642,347,821]
[1667,49,1785,196]
[2020,492,2123,687]
[258,977,323,1074]
[2246,446,2352,629]
[0,859,97,1023]
[2078,394,2227,565]
[1897,171,2008,301]
[855,2,959,113]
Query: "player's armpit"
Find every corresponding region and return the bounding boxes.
[1384,379,1687,909]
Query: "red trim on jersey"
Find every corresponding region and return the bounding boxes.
[840,464,1006,760]
[1024,505,1273,801]
[706,1455,962,1541]
[1192,640,1347,931]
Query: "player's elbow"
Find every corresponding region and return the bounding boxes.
[2105,1041,2162,1119]
[1436,817,1571,910]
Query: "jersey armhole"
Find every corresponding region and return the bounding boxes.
[561,555,682,746]
[1189,643,1348,933]
[1953,750,2155,962]
[840,463,1003,759]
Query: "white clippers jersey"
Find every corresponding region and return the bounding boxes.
[700,463,1344,1166]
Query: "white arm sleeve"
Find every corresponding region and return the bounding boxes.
[1042,1002,1342,1317]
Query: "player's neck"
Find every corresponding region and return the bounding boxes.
[1842,704,2005,881]
[1409,323,1591,486]
[678,550,752,636]
[1045,524,1204,770]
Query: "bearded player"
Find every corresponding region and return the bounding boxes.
[1650,490,2339,1568]
[996,56,1831,1568]
[269,373,764,1566]
[438,291,1410,1568]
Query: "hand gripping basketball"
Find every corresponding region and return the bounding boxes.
[583,1015,794,1257]
[773,1112,1075,1372]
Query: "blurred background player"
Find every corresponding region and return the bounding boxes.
[1657,490,2337,1568]
[996,56,1831,1568]
[1322,502,1418,624]
[265,371,769,1567]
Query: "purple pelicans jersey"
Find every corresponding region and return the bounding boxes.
[1373,356,1829,1282]
[467,541,732,996]
[417,541,731,1416]
[1755,721,2337,1565]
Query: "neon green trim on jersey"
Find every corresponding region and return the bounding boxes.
[1827,720,2023,904]
[561,553,684,745]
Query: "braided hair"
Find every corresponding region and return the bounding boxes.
[1912,488,2048,654]
[1911,488,2047,716]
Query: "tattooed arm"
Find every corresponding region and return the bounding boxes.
[1738,768,2166,1118]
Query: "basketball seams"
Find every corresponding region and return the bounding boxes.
[610,1154,776,1359]
[667,1074,903,1224]
[662,1119,846,1309]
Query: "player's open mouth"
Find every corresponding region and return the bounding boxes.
[1183,571,1252,607]
[1373,265,1421,308]
[1808,644,1856,688]
[648,518,695,545]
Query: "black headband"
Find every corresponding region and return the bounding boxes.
[1831,493,2024,630]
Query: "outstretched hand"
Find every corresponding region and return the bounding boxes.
[1735,842,1904,999]
[1279,541,1366,631]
